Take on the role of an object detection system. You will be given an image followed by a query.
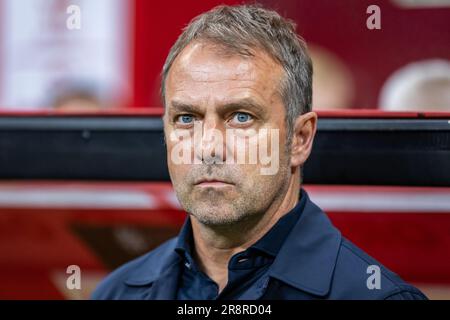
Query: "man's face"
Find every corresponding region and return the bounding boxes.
[163,42,292,226]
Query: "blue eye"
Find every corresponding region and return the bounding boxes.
[234,112,251,123]
[179,115,194,124]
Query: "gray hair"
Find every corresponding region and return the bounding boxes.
[161,4,313,142]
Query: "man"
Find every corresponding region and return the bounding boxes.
[93,4,427,300]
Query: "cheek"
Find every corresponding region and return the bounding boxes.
[166,129,195,174]
[236,164,286,200]
[166,145,190,183]
[168,165,194,196]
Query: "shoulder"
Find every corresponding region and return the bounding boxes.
[331,237,427,300]
[91,237,178,300]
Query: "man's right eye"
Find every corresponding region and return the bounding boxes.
[176,114,194,124]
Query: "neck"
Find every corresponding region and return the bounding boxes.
[190,171,301,292]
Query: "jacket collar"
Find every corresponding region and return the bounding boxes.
[123,238,182,299]
[268,190,342,297]
[123,189,342,298]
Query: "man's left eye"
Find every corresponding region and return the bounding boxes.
[231,112,252,124]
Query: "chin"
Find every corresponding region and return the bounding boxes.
[190,205,244,226]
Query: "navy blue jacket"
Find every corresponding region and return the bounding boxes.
[92,190,427,300]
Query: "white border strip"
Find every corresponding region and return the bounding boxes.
[307,191,450,213]
[0,188,155,209]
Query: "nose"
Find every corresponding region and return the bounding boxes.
[194,116,225,164]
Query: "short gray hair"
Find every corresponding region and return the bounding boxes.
[161,4,313,141]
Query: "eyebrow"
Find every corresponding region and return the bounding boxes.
[169,101,200,114]
[169,98,267,117]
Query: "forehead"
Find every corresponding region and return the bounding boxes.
[165,42,284,108]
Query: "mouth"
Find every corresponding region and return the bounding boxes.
[194,178,234,188]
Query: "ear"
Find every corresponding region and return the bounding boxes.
[290,112,318,168]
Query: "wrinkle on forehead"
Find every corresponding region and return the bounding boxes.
[166,41,284,106]
[174,46,256,81]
